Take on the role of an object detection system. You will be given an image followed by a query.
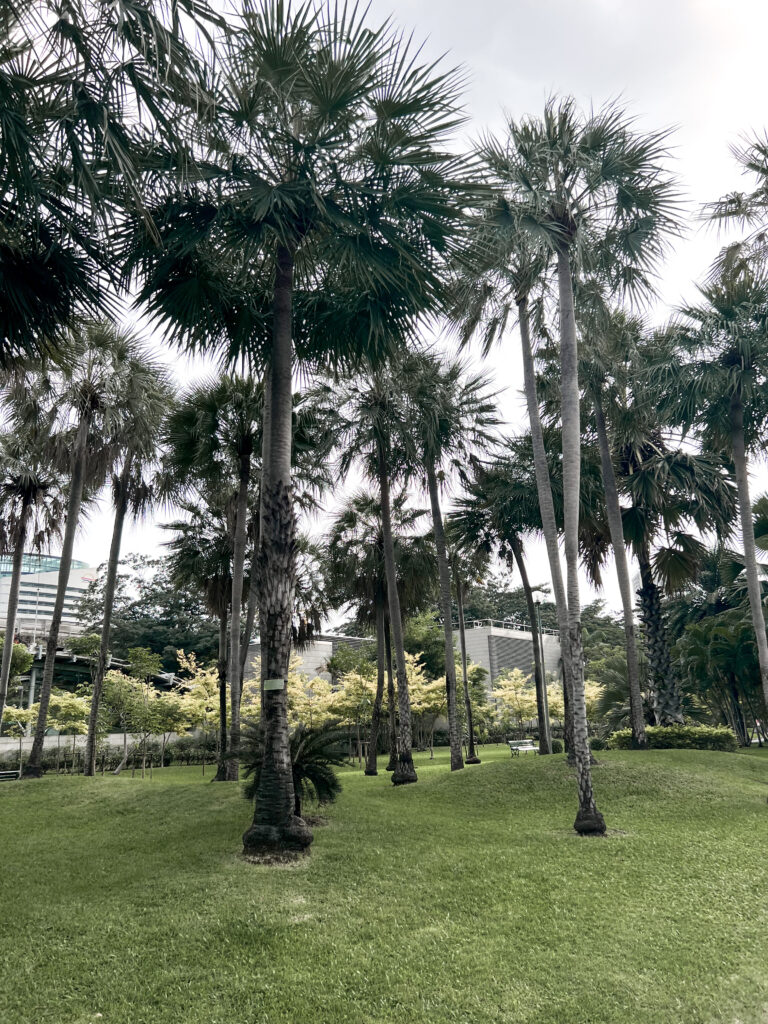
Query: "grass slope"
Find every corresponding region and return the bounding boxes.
[2,746,768,1024]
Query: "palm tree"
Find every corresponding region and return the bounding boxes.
[325,490,436,776]
[402,352,499,771]
[449,461,555,754]
[335,371,423,786]
[476,98,678,834]
[83,352,172,776]
[162,375,264,781]
[122,0,475,854]
[447,543,489,763]
[16,322,142,777]
[0,433,65,725]
[659,254,768,709]
[241,722,348,820]
[1,1,217,364]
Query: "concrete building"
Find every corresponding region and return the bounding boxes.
[461,619,561,688]
[0,554,97,643]
[245,633,369,683]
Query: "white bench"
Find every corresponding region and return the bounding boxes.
[508,739,538,756]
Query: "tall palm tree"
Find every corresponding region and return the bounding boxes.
[83,352,173,776]
[325,490,436,776]
[475,98,678,834]
[15,321,145,777]
[335,371,422,785]
[402,352,499,771]
[122,0,475,855]
[162,376,264,781]
[0,433,65,725]
[659,254,768,708]
[447,544,490,764]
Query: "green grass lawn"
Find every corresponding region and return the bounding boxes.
[2,745,768,1024]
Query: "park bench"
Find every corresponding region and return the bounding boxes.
[0,769,19,782]
[508,739,538,757]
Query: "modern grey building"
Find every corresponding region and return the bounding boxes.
[245,633,370,682]
[461,619,561,688]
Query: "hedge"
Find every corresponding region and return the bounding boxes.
[610,725,738,752]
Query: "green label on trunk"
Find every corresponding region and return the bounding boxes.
[264,678,285,691]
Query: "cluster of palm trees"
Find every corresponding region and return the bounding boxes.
[5,0,768,853]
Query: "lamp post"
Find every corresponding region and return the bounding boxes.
[534,598,552,753]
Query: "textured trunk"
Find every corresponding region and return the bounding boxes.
[456,579,479,763]
[730,393,768,709]
[365,600,386,776]
[518,296,575,754]
[226,443,252,782]
[592,391,647,748]
[556,250,605,835]
[239,551,258,687]
[0,500,32,726]
[636,537,682,724]
[377,437,416,785]
[213,609,229,781]
[384,615,397,771]
[243,244,310,856]
[510,539,551,755]
[426,459,463,771]
[84,452,133,776]
[25,412,91,778]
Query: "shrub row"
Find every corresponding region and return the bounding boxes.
[610,725,738,752]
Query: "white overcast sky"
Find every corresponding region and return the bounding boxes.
[72,0,768,615]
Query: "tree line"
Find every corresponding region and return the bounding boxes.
[4,0,768,853]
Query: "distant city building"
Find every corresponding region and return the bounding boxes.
[245,633,370,683]
[460,619,561,687]
[0,555,98,642]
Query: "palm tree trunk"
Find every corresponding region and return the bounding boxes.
[24,412,91,778]
[592,391,647,748]
[384,613,397,771]
[239,550,258,688]
[556,249,605,835]
[84,452,133,776]
[213,608,228,781]
[426,458,463,771]
[636,536,682,724]
[243,244,310,856]
[509,539,552,755]
[730,393,768,708]
[518,295,575,755]
[365,599,386,776]
[377,436,417,785]
[456,579,479,763]
[0,499,32,726]
[226,445,252,782]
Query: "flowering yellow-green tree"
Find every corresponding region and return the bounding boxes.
[177,651,219,774]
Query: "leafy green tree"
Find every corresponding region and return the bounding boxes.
[78,554,220,671]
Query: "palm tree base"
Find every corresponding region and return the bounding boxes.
[391,758,417,785]
[385,759,397,772]
[364,768,378,776]
[465,756,481,764]
[573,808,607,836]
[21,764,43,779]
[242,816,313,858]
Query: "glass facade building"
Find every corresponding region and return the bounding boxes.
[0,554,88,577]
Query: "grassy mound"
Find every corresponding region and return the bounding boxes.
[1,745,768,1023]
